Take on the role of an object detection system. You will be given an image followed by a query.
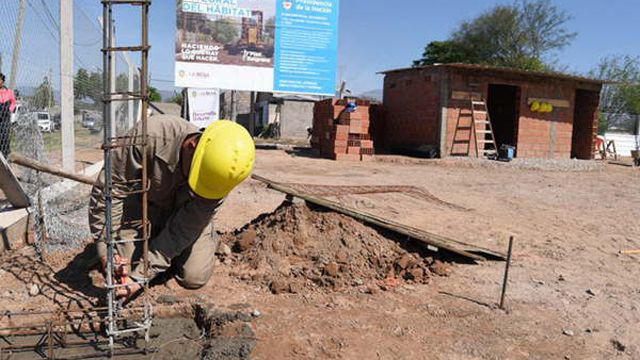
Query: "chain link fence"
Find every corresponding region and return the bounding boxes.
[1,0,141,255]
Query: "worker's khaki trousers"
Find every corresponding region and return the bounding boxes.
[116,195,219,289]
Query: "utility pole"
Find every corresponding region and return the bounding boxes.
[9,0,27,89]
[60,0,75,172]
[98,16,117,135]
[110,19,117,136]
[121,53,136,129]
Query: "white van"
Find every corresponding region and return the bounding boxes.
[36,112,52,132]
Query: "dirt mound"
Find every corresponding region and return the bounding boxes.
[219,202,450,294]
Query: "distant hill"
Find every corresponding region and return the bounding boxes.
[358,89,382,102]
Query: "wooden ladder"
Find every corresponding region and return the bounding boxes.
[450,99,498,158]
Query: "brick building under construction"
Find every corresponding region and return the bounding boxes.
[378,63,607,159]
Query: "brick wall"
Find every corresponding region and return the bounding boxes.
[443,74,594,159]
[312,99,374,161]
[381,68,601,159]
[382,70,441,149]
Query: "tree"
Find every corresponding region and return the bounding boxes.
[413,41,470,67]
[149,86,162,102]
[87,71,103,103]
[74,68,90,100]
[414,0,575,71]
[169,91,183,106]
[32,77,55,109]
[211,19,239,44]
[590,55,640,134]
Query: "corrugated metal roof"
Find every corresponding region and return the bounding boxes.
[379,63,613,85]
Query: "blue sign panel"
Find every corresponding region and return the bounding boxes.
[274,0,339,95]
[176,0,339,96]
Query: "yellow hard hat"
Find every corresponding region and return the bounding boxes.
[546,103,554,112]
[188,120,255,199]
[530,101,541,112]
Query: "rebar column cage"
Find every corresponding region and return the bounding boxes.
[101,0,153,355]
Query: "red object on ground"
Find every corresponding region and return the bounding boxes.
[312,98,375,161]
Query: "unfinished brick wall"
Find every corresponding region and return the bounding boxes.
[442,74,599,159]
[312,99,374,161]
[381,67,602,159]
[382,70,441,150]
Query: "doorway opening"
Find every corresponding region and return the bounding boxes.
[572,89,599,159]
[487,84,520,154]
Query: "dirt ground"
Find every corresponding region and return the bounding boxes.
[1,149,639,359]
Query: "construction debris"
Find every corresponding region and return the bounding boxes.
[220,201,444,293]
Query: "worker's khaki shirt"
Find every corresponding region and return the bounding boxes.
[89,114,221,281]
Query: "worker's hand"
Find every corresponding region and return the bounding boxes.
[100,254,130,279]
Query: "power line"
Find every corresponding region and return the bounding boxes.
[38,0,61,32]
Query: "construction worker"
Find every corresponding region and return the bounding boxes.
[89,115,255,299]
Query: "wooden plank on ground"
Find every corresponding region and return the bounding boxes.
[252,174,507,262]
[0,153,31,208]
[0,208,32,253]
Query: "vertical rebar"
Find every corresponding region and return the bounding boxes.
[140,0,152,347]
[102,1,115,354]
[499,236,514,310]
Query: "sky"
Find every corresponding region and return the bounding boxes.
[10,0,639,96]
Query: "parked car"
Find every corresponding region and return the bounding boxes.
[82,112,101,128]
[82,116,96,129]
[35,112,52,132]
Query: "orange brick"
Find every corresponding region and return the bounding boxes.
[347,146,361,154]
[334,153,361,161]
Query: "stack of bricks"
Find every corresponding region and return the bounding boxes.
[312,98,374,161]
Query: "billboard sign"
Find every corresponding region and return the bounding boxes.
[187,88,220,128]
[175,0,339,95]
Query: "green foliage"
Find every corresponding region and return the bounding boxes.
[168,91,183,106]
[31,77,55,109]
[74,68,90,100]
[211,19,239,44]
[412,41,470,67]
[414,0,575,71]
[149,86,162,102]
[590,55,640,134]
[74,68,103,104]
[598,113,608,136]
[591,55,640,115]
